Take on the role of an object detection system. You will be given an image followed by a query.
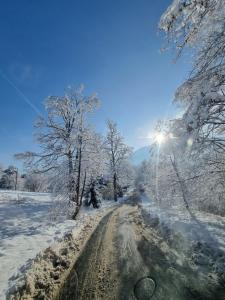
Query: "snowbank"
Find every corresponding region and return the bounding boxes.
[140,195,225,287]
[0,190,117,300]
[141,200,225,252]
[0,190,75,299]
[6,205,117,300]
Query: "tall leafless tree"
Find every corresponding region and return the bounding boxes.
[16,85,99,218]
[104,120,132,201]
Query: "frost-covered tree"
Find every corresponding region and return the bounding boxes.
[160,0,224,58]
[139,118,225,214]
[0,166,18,190]
[157,0,225,215]
[117,160,135,189]
[23,173,47,192]
[160,0,225,152]
[77,131,107,207]
[135,160,151,192]
[16,85,100,218]
[151,120,194,208]
[104,120,132,201]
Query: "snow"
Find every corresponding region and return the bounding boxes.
[140,195,225,252]
[3,195,118,300]
[0,190,76,299]
[140,194,225,285]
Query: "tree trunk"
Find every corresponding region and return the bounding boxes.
[71,205,80,220]
[80,171,86,207]
[14,169,18,191]
[170,155,189,209]
[113,172,118,202]
[75,139,82,206]
[68,150,75,203]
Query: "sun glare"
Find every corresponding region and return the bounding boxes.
[155,132,165,145]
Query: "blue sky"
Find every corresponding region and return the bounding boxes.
[0,0,190,168]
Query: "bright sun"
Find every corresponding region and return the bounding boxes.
[155,132,165,145]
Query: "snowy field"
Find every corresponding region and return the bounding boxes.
[0,190,76,299]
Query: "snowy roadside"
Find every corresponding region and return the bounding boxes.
[140,193,225,286]
[141,199,225,251]
[0,190,118,300]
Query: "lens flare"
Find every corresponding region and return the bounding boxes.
[155,132,165,145]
